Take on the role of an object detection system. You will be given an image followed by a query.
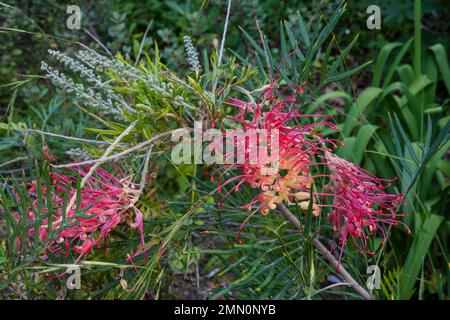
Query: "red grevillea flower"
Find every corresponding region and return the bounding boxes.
[211,53,408,252]
[323,152,410,255]
[211,75,340,241]
[15,166,144,258]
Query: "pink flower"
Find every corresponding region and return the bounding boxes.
[322,152,410,255]
[211,53,408,253]
[212,78,338,242]
[14,166,144,258]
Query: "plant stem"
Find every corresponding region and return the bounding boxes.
[414,0,421,80]
[62,120,138,218]
[212,0,232,101]
[53,129,178,168]
[414,0,424,140]
[256,19,273,82]
[217,0,232,69]
[277,204,371,300]
[26,129,116,145]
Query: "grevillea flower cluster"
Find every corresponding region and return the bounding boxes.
[323,152,409,254]
[212,73,409,253]
[14,167,144,258]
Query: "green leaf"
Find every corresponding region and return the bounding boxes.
[426,44,450,95]
[352,124,378,164]
[372,42,402,87]
[399,214,444,299]
[326,34,360,79]
[383,38,413,87]
[342,87,383,136]
[325,60,372,84]
[296,9,311,47]
[305,91,352,114]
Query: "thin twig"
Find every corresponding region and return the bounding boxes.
[217,0,232,68]
[212,0,232,99]
[25,129,115,145]
[310,282,353,297]
[0,167,30,175]
[256,19,273,82]
[52,130,177,168]
[63,120,138,217]
[135,20,153,66]
[138,145,153,194]
[277,203,371,300]
[0,157,28,168]
[83,27,114,58]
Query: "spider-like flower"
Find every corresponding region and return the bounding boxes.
[16,167,144,258]
[211,62,408,253]
[323,152,410,255]
[210,51,409,252]
[211,78,338,241]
